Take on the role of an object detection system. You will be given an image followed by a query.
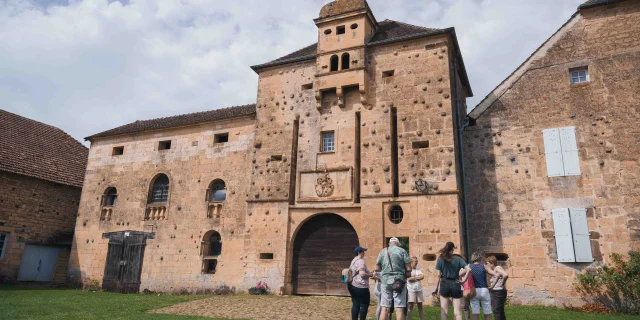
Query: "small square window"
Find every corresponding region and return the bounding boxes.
[0,232,8,259]
[112,146,124,156]
[214,133,229,144]
[570,69,589,84]
[158,140,171,150]
[321,132,335,153]
[259,253,274,260]
[270,155,283,161]
[302,83,313,90]
[336,25,346,35]
[412,141,429,149]
[382,70,395,78]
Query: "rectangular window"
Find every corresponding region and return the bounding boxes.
[301,83,313,90]
[158,140,171,151]
[0,232,8,259]
[259,253,274,260]
[552,208,593,263]
[214,133,229,144]
[112,146,124,156]
[382,70,395,78]
[412,141,429,149]
[270,155,283,161]
[570,68,589,84]
[321,131,335,153]
[542,127,580,177]
[336,25,345,35]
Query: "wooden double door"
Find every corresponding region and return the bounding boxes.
[292,214,359,296]
[102,231,154,293]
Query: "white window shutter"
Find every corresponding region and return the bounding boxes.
[569,208,593,262]
[552,208,576,262]
[559,127,581,176]
[542,129,565,177]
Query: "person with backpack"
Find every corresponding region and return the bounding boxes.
[468,252,499,320]
[348,246,374,320]
[433,242,467,320]
[375,237,412,320]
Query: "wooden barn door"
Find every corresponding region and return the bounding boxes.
[292,214,359,296]
[102,231,154,293]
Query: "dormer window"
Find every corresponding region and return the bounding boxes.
[330,55,339,72]
[336,25,345,35]
[341,53,350,70]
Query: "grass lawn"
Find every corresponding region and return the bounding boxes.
[0,285,213,320]
[1,285,637,320]
[390,305,638,320]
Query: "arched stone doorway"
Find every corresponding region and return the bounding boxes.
[292,213,359,296]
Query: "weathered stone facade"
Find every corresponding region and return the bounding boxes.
[464,0,640,306]
[70,0,639,307]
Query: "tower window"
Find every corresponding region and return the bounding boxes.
[383,70,395,78]
[341,53,350,70]
[351,23,358,30]
[112,146,124,156]
[389,205,404,224]
[330,55,339,72]
[321,131,335,153]
[158,140,171,150]
[324,29,332,35]
[336,25,345,35]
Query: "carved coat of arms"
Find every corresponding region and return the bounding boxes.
[315,172,335,197]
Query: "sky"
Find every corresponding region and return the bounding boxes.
[0,0,585,144]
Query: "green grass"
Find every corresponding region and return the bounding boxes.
[1,285,637,320]
[385,305,638,320]
[0,285,213,320]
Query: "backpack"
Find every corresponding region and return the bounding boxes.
[342,259,357,283]
[462,270,476,299]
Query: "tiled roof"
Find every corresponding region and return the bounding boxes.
[86,104,256,140]
[579,0,627,9]
[0,109,88,187]
[368,20,440,44]
[252,20,441,70]
[319,0,368,18]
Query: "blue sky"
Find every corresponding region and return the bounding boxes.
[0,0,584,143]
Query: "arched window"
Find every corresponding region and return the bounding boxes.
[103,187,117,206]
[330,55,339,72]
[202,230,222,274]
[208,179,226,202]
[341,53,350,70]
[149,174,169,204]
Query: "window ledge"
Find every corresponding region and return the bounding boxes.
[203,255,220,260]
[318,151,336,155]
[570,82,590,88]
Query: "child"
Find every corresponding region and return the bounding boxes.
[407,256,425,320]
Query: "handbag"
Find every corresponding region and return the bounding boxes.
[431,280,441,307]
[462,268,476,299]
[386,248,405,293]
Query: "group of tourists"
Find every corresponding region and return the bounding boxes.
[345,239,509,320]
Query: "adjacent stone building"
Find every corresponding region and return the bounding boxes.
[0,110,88,283]
[70,0,639,306]
[464,0,640,305]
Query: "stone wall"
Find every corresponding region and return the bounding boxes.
[463,1,640,306]
[69,117,255,292]
[0,171,80,281]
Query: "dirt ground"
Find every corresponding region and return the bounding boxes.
[152,294,359,320]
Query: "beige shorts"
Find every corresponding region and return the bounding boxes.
[408,290,424,303]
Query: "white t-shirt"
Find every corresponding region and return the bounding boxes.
[407,268,423,292]
[490,266,506,290]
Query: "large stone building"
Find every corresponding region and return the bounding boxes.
[0,110,88,283]
[464,0,640,305]
[70,0,639,306]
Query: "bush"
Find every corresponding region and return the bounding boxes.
[575,250,640,314]
[85,280,101,292]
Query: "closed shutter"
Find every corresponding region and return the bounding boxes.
[559,127,581,176]
[552,208,576,262]
[542,129,565,177]
[569,208,593,262]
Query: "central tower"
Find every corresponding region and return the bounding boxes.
[313,0,377,108]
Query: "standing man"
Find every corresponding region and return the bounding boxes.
[376,237,412,320]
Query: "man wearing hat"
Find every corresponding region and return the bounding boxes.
[348,246,374,320]
[376,237,412,320]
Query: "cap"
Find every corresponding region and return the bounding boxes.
[354,246,368,254]
[389,237,400,244]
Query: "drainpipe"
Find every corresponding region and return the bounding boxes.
[452,57,471,262]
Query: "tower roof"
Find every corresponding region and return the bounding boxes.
[319,0,369,18]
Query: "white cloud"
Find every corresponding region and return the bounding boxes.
[0,0,584,143]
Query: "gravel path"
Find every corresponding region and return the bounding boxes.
[152,295,359,320]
